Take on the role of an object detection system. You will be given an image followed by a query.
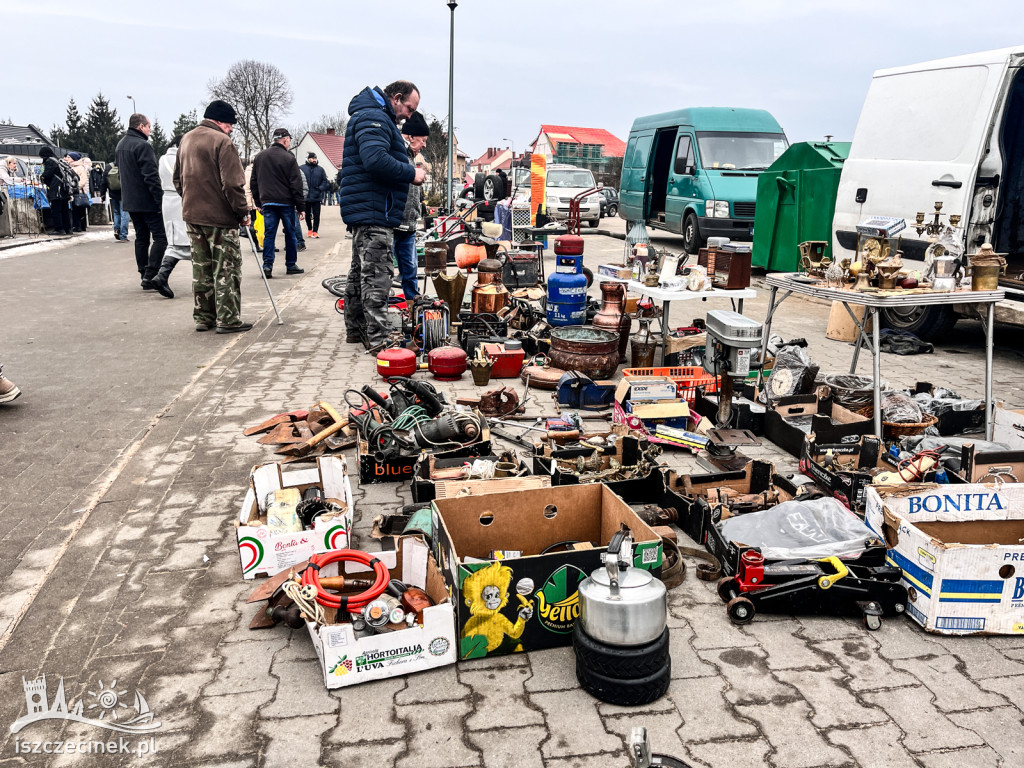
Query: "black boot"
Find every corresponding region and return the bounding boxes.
[151,257,176,299]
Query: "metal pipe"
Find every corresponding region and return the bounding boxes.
[871,307,881,438]
[446,1,457,215]
[985,301,994,440]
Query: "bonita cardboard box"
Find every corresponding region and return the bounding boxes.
[431,484,663,660]
[865,483,1024,635]
[306,536,457,688]
[236,456,354,579]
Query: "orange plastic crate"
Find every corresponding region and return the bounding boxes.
[622,366,720,404]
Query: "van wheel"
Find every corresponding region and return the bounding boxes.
[682,212,704,255]
[880,306,956,342]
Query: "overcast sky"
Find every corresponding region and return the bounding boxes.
[8,0,1024,160]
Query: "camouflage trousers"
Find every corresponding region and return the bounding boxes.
[345,225,394,346]
[187,223,242,329]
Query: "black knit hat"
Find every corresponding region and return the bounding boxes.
[204,99,238,124]
[39,146,55,159]
[401,111,429,137]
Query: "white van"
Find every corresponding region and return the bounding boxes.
[832,46,1024,338]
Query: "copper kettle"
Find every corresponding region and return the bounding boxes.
[471,256,510,314]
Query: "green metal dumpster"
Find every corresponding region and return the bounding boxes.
[751,141,850,271]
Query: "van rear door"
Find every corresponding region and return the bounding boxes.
[621,132,655,223]
[834,52,1013,261]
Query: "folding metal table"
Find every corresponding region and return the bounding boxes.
[760,273,1005,440]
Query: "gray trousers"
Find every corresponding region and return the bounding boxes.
[344,225,394,346]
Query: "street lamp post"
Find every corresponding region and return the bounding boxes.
[502,137,515,164]
[446,1,457,214]
[127,95,136,114]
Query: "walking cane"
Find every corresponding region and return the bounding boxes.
[244,226,284,325]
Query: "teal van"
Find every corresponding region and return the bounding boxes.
[619,108,788,253]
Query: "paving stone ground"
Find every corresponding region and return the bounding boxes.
[1,214,1024,767]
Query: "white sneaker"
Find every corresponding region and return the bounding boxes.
[0,374,21,404]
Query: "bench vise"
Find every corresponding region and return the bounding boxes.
[556,372,616,411]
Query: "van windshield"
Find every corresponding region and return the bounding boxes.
[696,132,788,171]
[547,169,596,188]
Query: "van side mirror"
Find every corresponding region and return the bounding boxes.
[685,165,696,176]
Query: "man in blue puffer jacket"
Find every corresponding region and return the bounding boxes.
[339,80,426,348]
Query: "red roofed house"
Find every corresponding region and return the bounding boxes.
[291,129,345,174]
[470,147,513,175]
[528,125,626,176]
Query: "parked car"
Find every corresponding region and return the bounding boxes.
[599,187,619,218]
[545,165,601,227]
[619,107,788,253]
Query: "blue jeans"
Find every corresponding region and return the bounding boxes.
[261,204,298,270]
[109,196,128,239]
[393,230,418,301]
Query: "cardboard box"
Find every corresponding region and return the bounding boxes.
[598,263,632,279]
[864,483,1024,635]
[306,537,458,687]
[620,376,679,401]
[532,432,665,501]
[826,302,871,342]
[764,394,872,457]
[994,406,1024,449]
[430,484,663,660]
[799,434,892,511]
[357,427,492,484]
[663,461,798,568]
[953,443,1024,484]
[626,399,691,421]
[692,388,766,434]
[411,454,540,503]
[236,456,354,579]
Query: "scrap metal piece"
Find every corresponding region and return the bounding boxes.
[243,410,309,436]
[708,428,761,446]
[478,386,523,418]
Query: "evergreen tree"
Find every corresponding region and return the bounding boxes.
[151,120,169,158]
[64,98,87,151]
[173,110,199,136]
[84,93,123,161]
[50,124,68,148]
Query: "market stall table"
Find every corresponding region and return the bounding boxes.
[759,273,1005,439]
[602,277,756,365]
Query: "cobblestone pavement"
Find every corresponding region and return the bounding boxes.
[2,214,1024,767]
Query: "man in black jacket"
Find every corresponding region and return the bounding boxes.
[251,128,305,278]
[299,152,330,238]
[115,113,168,294]
[38,146,73,235]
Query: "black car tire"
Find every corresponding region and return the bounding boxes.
[473,172,486,199]
[607,203,618,218]
[482,174,506,202]
[880,305,956,341]
[587,218,600,228]
[682,211,704,255]
[322,276,347,297]
[582,266,594,288]
[575,659,671,706]
[572,624,670,679]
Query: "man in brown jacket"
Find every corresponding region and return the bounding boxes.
[173,100,252,334]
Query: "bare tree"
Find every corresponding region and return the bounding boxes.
[289,111,348,141]
[208,60,294,161]
[420,115,450,202]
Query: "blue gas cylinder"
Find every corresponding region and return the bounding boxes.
[547,254,587,326]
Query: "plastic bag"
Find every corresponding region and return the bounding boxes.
[765,345,819,401]
[718,498,874,560]
[912,391,982,417]
[880,390,922,424]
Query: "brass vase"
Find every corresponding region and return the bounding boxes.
[593,282,630,363]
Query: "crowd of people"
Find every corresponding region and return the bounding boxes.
[1,78,430,399]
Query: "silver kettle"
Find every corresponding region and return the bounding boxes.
[578,526,667,646]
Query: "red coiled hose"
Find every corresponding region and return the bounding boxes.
[302,549,391,610]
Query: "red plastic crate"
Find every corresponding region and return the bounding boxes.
[622,366,720,404]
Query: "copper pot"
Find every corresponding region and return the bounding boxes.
[471,257,510,314]
[548,326,620,379]
[592,282,630,363]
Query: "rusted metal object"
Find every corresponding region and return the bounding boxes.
[424,241,448,273]
[548,326,620,379]
[520,364,567,390]
[478,386,523,417]
[637,505,679,526]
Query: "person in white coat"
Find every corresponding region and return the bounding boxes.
[151,135,191,299]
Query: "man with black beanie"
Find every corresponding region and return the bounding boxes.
[299,151,330,238]
[174,100,253,333]
[394,111,429,302]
